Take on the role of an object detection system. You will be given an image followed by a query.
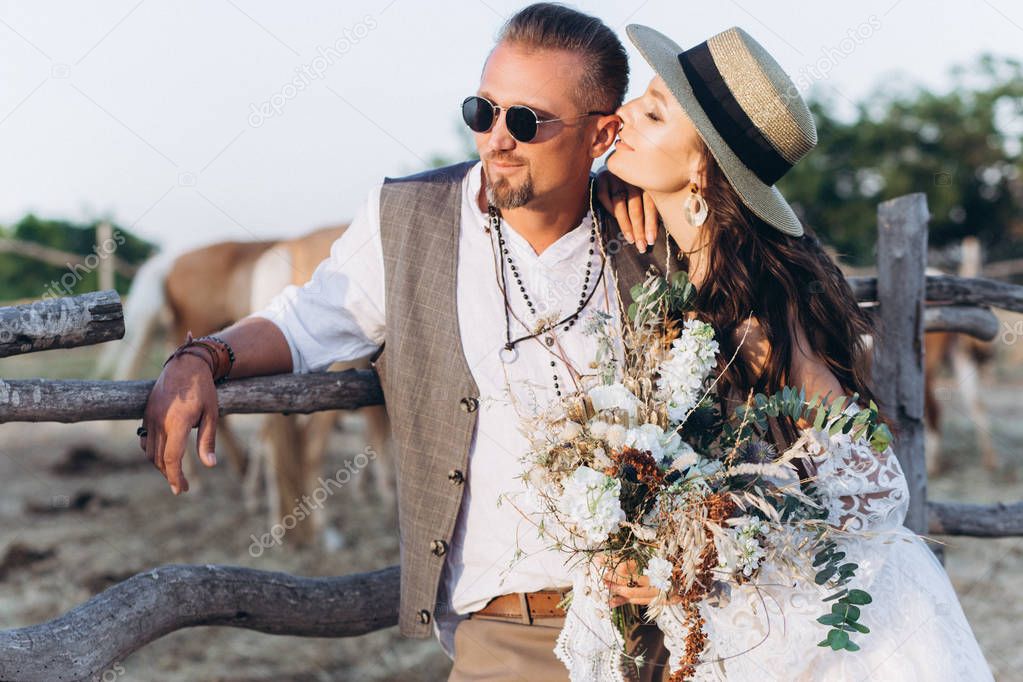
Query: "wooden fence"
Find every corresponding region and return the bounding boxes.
[0,193,1021,681]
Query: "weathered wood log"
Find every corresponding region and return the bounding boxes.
[928,500,1023,537]
[983,257,1023,279]
[873,193,929,536]
[922,305,999,340]
[862,304,1000,340]
[0,290,123,359]
[0,564,399,682]
[849,274,1023,313]
[0,368,383,423]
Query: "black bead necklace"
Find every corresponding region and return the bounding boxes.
[485,179,606,397]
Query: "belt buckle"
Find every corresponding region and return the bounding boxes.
[518,592,533,625]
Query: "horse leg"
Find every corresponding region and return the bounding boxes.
[216,415,249,477]
[302,410,342,550]
[243,421,267,513]
[953,342,999,472]
[264,413,318,547]
[362,405,395,511]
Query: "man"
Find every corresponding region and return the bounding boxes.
[140,4,674,679]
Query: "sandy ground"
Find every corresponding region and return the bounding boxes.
[1,336,1021,681]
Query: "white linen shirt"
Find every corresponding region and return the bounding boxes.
[251,161,622,658]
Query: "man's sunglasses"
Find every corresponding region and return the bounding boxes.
[461,95,610,143]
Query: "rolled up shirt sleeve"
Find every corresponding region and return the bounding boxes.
[250,184,385,373]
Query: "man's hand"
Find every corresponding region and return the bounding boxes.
[595,168,659,253]
[595,553,683,607]
[139,354,219,495]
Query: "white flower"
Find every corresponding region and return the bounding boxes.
[588,420,611,439]
[715,515,768,578]
[559,421,583,442]
[655,319,719,421]
[557,466,626,545]
[643,556,675,592]
[589,383,640,420]
[606,424,628,450]
[624,423,668,459]
[668,443,698,472]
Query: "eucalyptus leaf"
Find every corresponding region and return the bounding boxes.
[846,589,872,605]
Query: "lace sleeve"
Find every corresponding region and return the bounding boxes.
[795,406,910,533]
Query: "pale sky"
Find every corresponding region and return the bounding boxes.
[1,0,1021,254]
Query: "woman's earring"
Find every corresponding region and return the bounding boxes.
[683,183,709,227]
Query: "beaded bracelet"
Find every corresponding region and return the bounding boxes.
[163,332,236,385]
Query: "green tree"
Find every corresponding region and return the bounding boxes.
[0,215,157,302]
[780,54,1023,267]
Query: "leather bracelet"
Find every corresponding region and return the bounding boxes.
[197,334,235,383]
[164,332,235,385]
[165,345,217,378]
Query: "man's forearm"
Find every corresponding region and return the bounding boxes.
[212,316,294,379]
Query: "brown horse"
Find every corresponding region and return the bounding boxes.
[244,227,393,547]
[924,331,997,475]
[96,226,392,547]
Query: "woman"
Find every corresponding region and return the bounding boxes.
[595,24,993,680]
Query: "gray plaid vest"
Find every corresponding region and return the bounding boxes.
[374,161,677,638]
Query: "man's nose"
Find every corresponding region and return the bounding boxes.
[485,109,517,152]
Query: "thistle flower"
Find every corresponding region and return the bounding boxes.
[737,439,777,464]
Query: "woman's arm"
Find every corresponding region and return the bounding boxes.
[739,318,908,532]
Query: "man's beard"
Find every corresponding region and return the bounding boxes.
[485,164,534,209]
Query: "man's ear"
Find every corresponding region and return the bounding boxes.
[590,115,621,159]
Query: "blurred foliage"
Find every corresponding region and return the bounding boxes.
[0,215,157,303]
[781,53,1023,266]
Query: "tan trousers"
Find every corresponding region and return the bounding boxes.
[447,611,671,681]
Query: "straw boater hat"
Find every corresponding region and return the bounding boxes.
[626,24,817,237]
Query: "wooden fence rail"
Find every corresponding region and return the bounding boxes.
[1,193,1022,680]
[0,565,400,682]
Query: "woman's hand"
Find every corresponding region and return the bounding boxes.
[595,168,659,253]
[595,554,682,607]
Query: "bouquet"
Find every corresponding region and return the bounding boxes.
[502,270,895,681]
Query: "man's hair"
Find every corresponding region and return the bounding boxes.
[495,3,629,113]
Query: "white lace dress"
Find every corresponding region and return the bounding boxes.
[555,419,994,681]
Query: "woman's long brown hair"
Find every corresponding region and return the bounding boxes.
[684,140,887,428]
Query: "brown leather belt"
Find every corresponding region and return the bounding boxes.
[470,588,571,625]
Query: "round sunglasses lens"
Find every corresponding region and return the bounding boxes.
[462,97,494,133]
[505,106,538,142]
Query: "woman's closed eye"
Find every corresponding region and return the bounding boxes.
[645,110,661,122]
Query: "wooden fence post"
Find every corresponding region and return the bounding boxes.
[873,193,930,537]
[96,222,115,292]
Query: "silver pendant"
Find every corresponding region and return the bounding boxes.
[544,335,554,347]
[499,345,519,364]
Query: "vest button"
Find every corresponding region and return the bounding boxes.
[447,469,464,485]
[431,539,448,556]
[418,609,432,624]
[459,397,479,412]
